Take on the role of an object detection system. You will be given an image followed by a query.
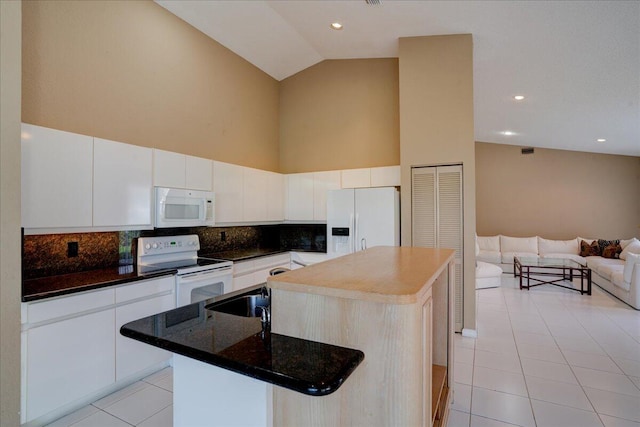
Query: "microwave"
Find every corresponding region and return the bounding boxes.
[155,187,215,228]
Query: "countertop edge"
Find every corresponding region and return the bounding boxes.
[22,270,176,303]
[119,326,364,397]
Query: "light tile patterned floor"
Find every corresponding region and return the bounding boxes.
[45,367,173,427]
[448,275,640,427]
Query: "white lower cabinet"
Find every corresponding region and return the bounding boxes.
[25,308,115,423]
[233,253,291,291]
[115,293,174,381]
[21,276,175,425]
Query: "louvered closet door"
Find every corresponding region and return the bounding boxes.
[412,165,463,332]
[411,168,437,248]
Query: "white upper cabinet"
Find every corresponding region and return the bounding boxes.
[266,172,285,221]
[285,173,314,221]
[153,149,212,191]
[185,155,212,191]
[243,167,268,222]
[21,124,93,229]
[371,166,401,187]
[313,171,341,221]
[213,161,244,223]
[93,138,153,227]
[153,149,185,188]
[341,168,371,188]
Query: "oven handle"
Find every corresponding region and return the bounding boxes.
[178,268,232,283]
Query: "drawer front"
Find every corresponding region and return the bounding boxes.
[254,253,290,269]
[26,288,115,324]
[233,259,255,276]
[115,276,174,304]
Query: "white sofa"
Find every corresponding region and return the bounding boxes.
[477,235,640,310]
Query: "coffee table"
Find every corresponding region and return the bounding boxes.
[514,256,591,295]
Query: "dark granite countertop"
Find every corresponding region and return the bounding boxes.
[201,248,290,262]
[22,266,176,302]
[120,287,364,397]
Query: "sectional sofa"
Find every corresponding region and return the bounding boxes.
[476,235,640,310]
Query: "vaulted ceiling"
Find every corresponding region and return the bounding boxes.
[157,0,640,157]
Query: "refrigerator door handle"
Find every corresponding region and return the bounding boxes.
[354,213,359,252]
[349,213,355,253]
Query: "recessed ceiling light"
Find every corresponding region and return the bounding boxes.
[596,138,606,142]
[514,95,525,101]
[502,131,516,136]
[330,22,343,30]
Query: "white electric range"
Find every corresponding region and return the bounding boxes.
[137,235,233,307]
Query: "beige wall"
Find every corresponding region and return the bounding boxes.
[1,0,22,424]
[279,59,399,174]
[22,0,280,171]
[476,142,640,239]
[399,35,476,332]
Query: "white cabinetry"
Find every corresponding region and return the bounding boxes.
[313,171,341,221]
[341,168,371,188]
[93,138,153,228]
[115,277,175,381]
[266,172,285,221]
[213,161,244,223]
[285,173,314,221]
[185,155,213,191]
[371,166,401,187]
[21,124,93,229]
[21,277,175,425]
[243,167,268,222]
[153,149,212,191]
[285,171,340,222]
[232,253,290,291]
[22,288,116,424]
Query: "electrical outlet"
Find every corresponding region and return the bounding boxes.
[67,241,79,257]
[221,231,226,242]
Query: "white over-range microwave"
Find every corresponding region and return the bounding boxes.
[154,187,215,228]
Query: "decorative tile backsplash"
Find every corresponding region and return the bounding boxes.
[23,225,326,280]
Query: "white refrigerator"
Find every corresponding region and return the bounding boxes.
[327,187,400,256]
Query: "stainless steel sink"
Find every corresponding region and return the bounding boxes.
[206,294,270,318]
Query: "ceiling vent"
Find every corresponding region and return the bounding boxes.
[365,0,382,5]
[521,147,535,155]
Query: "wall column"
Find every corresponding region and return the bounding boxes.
[399,35,476,334]
[1,0,23,424]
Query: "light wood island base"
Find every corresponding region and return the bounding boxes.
[268,246,456,426]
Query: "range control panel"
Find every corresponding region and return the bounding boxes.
[138,235,200,256]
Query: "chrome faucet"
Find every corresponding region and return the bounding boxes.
[260,286,270,299]
[257,305,270,328]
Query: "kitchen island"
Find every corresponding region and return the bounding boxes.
[268,246,456,427]
[122,246,455,427]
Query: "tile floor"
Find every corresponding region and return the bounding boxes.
[45,367,173,427]
[449,275,640,427]
[47,274,640,427]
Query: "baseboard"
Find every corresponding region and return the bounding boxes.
[461,328,477,338]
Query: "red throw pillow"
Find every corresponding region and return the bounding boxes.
[602,243,622,259]
[580,240,600,257]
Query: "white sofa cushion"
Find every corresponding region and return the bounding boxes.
[586,257,622,278]
[476,261,503,278]
[477,251,501,264]
[611,271,630,291]
[538,237,579,255]
[501,236,538,254]
[623,252,640,283]
[620,238,640,260]
[477,235,500,252]
[500,236,538,263]
[620,238,638,250]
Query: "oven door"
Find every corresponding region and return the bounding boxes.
[175,267,232,307]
